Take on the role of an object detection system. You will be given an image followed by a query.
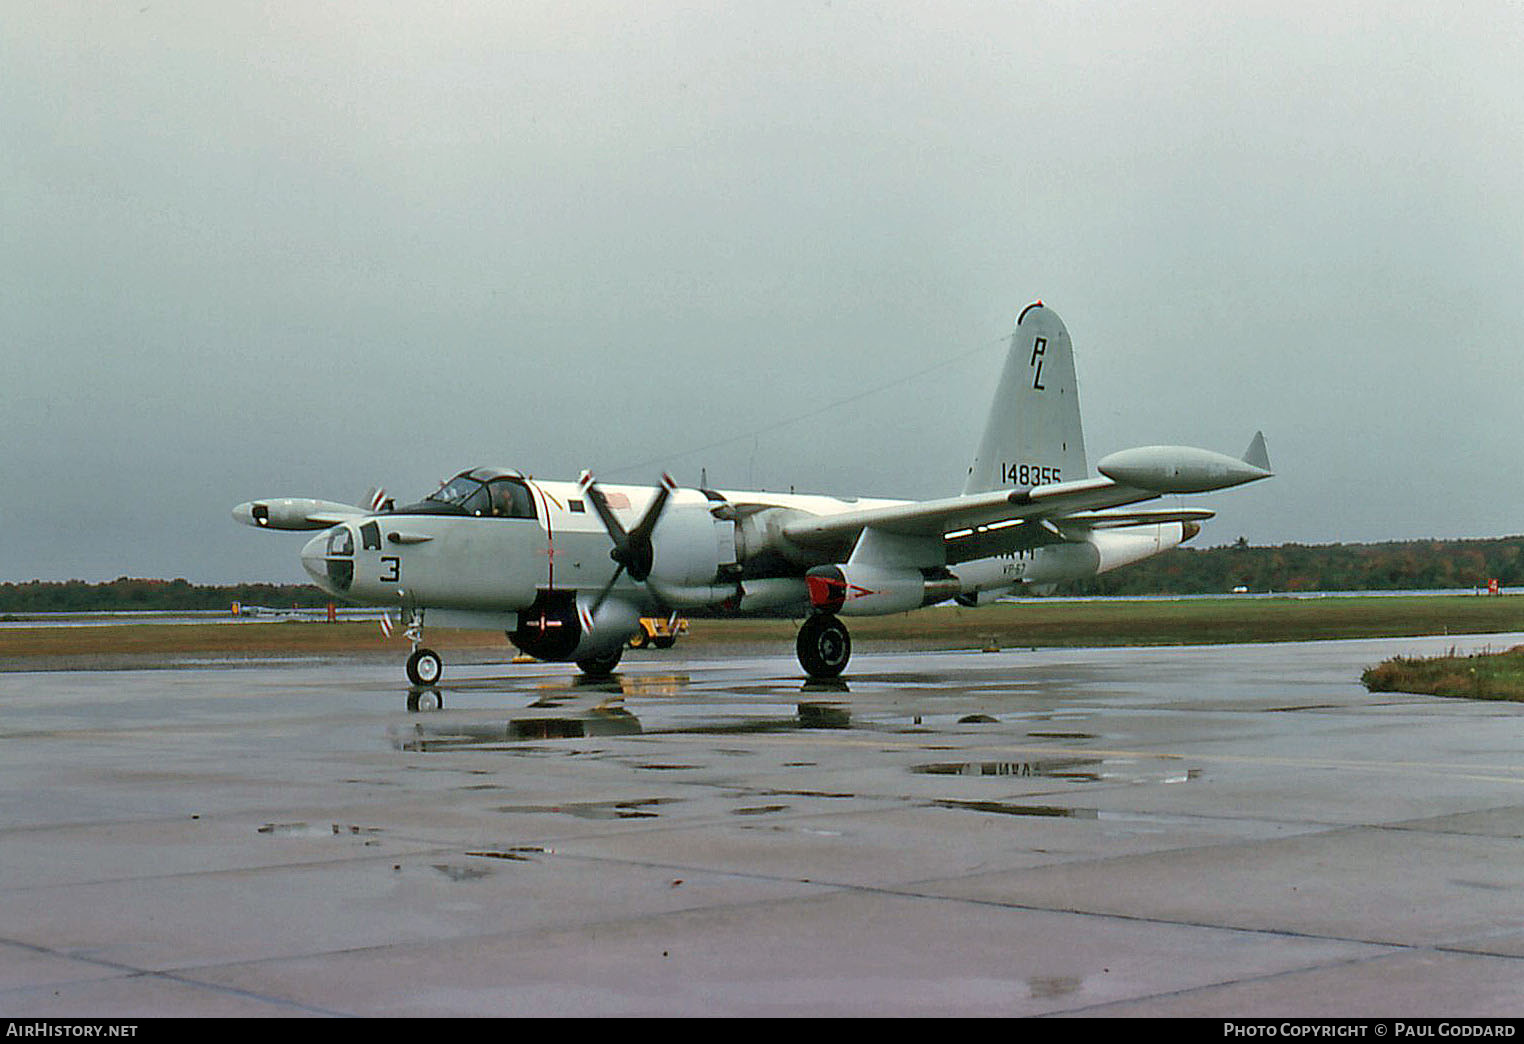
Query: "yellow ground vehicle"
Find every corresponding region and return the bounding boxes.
[627,616,689,649]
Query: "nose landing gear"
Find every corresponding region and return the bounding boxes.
[402,609,443,686]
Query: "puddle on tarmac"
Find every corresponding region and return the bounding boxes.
[913,758,1104,782]
[1029,976,1083,1000]
[258,821,382,838]
[495,798,673,820]
[466,846,552,862]
[729,786,854,799]
[662,702,851,735]
[391,710,641,750]
[392,701,852,752]
[913,757,1199,786]
[933,799,1099,819]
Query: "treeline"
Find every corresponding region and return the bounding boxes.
[0,578,329,614]
[1056,536,1524,596]
[2,537,1521,611]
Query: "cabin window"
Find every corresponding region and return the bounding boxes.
[486,478,537,519]
[324,525,354,591]
[326,526,354,556]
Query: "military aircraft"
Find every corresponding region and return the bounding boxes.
[234,303,1271,684]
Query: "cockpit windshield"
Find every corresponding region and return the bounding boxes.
[426,475,491,515]
[411,471,537,519]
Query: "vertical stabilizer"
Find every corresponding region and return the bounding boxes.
[963,302,1088,494]
[1242,431,1271,473]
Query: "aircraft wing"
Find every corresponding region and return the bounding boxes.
[939,506,1218,565]
[781,477,1162,551]
[781,434,1269,562]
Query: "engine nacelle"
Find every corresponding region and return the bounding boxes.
[949,555,1026,595]
[1019,542,1105,584]
[730,505,828,570]
[949,523,1191,591]
[1021,525,1191,583]
[649,500,736,587]
[806,564,960,617]
[509,589,640,662]
[643,575,810,614]
[1090,524,1186,573]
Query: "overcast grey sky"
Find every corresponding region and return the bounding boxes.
[3,2,1521,584]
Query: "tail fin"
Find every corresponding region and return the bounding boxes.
[1242,431,1271,473]
[963,302,1088,494]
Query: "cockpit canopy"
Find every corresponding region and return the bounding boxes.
[397,468,537,519]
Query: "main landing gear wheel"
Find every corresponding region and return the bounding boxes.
[576,647,623,677]
[797,614,851,679]
[406,648,443,686]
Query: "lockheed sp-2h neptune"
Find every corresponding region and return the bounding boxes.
[234,303,1272,685]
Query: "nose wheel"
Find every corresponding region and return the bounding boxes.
[797,613,851,679]
[401,608,443,686]
[406,647,442,686]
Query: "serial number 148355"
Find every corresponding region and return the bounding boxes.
[1001,463,1061,487]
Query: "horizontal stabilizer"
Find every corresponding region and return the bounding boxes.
[1059,508,1216,530]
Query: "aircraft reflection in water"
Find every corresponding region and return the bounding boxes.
[391,704,643,748]
[391,695,851,749]
[236,303,1271,683]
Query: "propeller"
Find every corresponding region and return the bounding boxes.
[580,471,677,613]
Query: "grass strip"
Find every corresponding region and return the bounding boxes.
[1362,644,1524,701]
[1,595,1519,665]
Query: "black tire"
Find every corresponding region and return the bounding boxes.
[406,648,443,686]
[628,629,649,649]
[652,635,675,649]
[797,614,851,678]
[576,647,623,677]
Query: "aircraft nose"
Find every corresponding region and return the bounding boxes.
[300,533,329,587]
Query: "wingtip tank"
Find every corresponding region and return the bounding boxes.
[232,498,365,530]
[1096,439,1273,494]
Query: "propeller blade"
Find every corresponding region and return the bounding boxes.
[590,563,627,616]
[629,473,677,545]
[622,473,676,581]
[579,471,630,544]
[579,472,677,584]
